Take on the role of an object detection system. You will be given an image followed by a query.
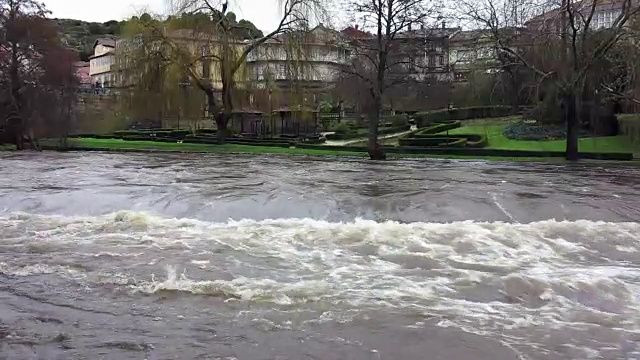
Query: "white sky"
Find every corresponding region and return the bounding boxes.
[43,0,289,32]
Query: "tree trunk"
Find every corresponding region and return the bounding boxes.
[215,112,229,144]
[367,96,386,160]
[204,89,224,144]
[565,92,579,161]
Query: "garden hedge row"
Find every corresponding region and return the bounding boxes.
[399,136,466,147]
[414,106,513,128]
[183,135,294,147]
[411,121,461,137]
[399,130,487,148]
[325,125,410,140]
[294,143,633,160]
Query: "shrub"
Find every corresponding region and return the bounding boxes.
[330,122,351,134]
[466,134,488,148]
[412,121,461,137]
[195,128,217,135]
[154,130,191,139]
[389,115,409,127]
[326,131,358,140]
[379,124,411,135]
[113,130,145,136]
[303,136,327,144]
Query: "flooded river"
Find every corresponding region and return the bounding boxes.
[1,152,640,359]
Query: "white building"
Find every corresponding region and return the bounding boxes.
[245,25,351,89]
[89,38,117,88]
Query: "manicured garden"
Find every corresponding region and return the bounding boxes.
[39,137,572,162]
[444,118,634,154]
[23,105,635,161]
[325,118,410,140]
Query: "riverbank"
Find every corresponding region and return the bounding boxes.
[25,137,636,164]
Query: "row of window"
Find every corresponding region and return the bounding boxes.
[407,55,446,68]
[91,56,114,68]
[593,9,622,29]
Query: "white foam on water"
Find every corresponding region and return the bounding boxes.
[3,210,640,352]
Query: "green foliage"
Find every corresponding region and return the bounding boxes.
[524,91,564,125]
[169,11,263,40]
[398,121,471,147]
[389,114,409,127]
[56,18,124,62]
[412,121,462,136]
[330,122,351,134]
[318,101,333,113]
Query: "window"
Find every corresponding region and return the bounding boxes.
[438,55,444,66]
[201,46,211,79]
[457,50,469,61]
[428,55,435,68]
[276,63,286,79]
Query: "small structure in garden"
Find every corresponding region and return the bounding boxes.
[229,109,264,137]
[272,107,319,137]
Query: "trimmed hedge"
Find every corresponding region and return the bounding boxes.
[325,125,410,140]
[414,106,513,128]
[294,143,633,160]
[183,135,293,147]
[195,129,217,135]
[412,121,461,137]
[399,136,467,147]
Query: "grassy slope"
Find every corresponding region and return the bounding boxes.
[444,119,634,153]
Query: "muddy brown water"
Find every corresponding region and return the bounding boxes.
[1,152,640,359]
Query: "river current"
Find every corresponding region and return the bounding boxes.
[1,152,639,359]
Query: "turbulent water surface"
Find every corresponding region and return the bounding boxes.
[1,152,640,360]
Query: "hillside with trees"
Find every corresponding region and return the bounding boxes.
[55,13,264,63]
[55,18,125,61]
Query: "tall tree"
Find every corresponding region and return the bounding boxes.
[122,0,326,143]
[342,0,434,160]
[459,0,640,160]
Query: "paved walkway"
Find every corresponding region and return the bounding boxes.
[322,126,417,146]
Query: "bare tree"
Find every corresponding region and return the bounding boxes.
[459,0,640,160]
[342,0,436,160]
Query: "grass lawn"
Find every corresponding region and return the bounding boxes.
[444,119,635,154]
[46,138,368,157]
[27,137,576,163]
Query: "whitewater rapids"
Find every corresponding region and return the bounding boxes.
[1,152,639,359]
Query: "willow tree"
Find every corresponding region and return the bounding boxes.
[117,16,205,128]
[139,0,327,142]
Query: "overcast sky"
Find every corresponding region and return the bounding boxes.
[43,0,289,32]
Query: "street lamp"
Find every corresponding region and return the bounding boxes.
[178,80,191,129]
[268,87,273,138]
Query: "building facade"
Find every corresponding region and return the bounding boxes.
[89,38,117,87]
[245,25,350,89]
